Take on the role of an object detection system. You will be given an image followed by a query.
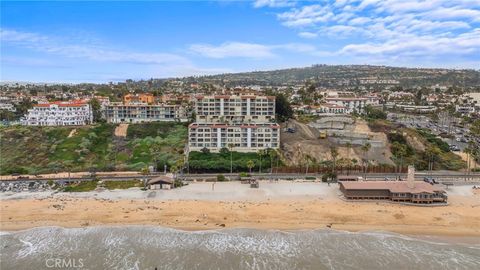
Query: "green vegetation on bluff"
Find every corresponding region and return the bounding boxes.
[63,180,98,192]
[188,149,282,173]
[123,122,187,171]
[387,126,465,171]
[0,122,187,175]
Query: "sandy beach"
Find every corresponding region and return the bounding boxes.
[1,182,480,237]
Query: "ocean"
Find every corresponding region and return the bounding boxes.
[1,226,479,270]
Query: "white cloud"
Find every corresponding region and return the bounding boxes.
[298,31,318,38]
[348,16,371,25]
[189,41,319,59]
[260,0,480,65]
[274,43,317,52]
[339,28,480,57]
[253,0,296,8]
[0,28,190,66]
[277,5,334,27]
[422,7,480,22]
[189,42,275,59]
[1,28,237,81]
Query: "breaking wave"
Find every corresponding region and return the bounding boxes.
[1,226,479,270]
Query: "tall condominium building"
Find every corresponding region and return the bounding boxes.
[188,94,279,152]
[105,103,188,123]
[195,94,276,124]
[188,123,280,152]
[22,101,93,126]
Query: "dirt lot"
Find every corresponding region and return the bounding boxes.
[281,119,394,166]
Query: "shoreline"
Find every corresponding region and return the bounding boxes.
[2,197,479,237]
[2,223,480,246]
[1,182,479,239]
[3,221,480,238]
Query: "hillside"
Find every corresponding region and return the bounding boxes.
[0,123,187,175]
[182,65,480,89]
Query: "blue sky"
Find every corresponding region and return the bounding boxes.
[1,0,480,83]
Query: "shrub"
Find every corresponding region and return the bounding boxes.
[174,179,185,188]
[217,174,226,182]
[63,180,98,192]
[321,172,337,182]
[417,129,450,152]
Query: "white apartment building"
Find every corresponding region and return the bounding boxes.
[188,123,280,152]
[455,105,476,115]
[293,104,347,115]
[189,94,279,152]
[0,103,16,112]
[325,97,367,113]
[105,103,188,123]
[313,103,347,115]
[195,94,276,124]
[385,103,438,113]
[22,101,93,126]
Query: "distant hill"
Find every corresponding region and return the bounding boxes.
[180,65,480,89]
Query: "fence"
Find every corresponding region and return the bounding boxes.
[273,165,406,174]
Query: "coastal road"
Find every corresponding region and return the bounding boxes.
[2,171,480,184]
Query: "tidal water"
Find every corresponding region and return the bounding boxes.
[1,226,479,270]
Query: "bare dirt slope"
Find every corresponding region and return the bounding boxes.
[281,119,394,166]
[114,123,129,137]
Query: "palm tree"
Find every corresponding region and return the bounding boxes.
[330,146,339,176]
[246,160,255,174]
[464,145,472,181]
[304,153,311,175]
[175,158,185,177]
[361,142,371,180]
[140,166,150,190]
[426,146,441,174]
[150,144,162,172]
[275,149,281,174]
[470,141,479,172]
[345,142,353,174]
[391,142,407,175]
[346,141,352,156]
[228,143,234,174]
[268,148,277,174]
[303,153,317,175]
[257,149,265,174]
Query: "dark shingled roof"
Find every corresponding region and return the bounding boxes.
[340,181,445,194]
[147,175,174,185]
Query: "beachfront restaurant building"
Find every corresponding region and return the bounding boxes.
[339,181,447,204]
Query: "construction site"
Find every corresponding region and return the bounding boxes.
[280,116,394,167]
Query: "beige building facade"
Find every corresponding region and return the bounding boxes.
[189,94,279,152]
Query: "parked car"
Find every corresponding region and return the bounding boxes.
[450,145,460,151]
[423,177,437,185]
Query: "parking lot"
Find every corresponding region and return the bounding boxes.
[387,113,477,152]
